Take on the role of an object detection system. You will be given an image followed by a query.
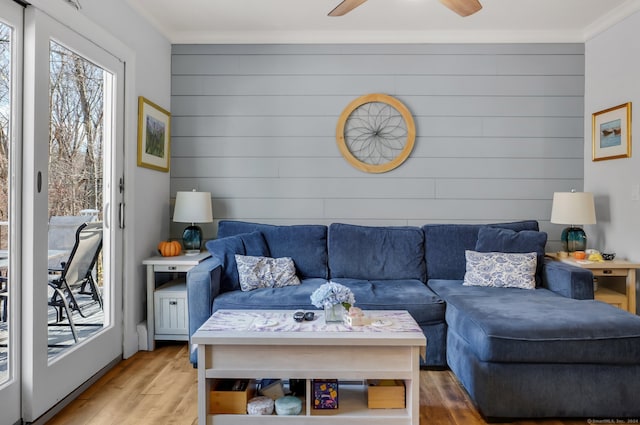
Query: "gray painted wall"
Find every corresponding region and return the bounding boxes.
[585,11,640,312]
[170,44,584,250]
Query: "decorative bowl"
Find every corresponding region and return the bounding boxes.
[601,252,616,261]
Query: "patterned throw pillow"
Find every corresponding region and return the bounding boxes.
[475,227,547,287]
[235,255,301,292]
[463,250,537,290]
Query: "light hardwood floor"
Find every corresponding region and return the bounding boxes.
[47,342,589,425]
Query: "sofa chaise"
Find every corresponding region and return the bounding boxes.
[187,220,640,419]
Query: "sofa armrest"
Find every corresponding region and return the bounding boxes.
[187,256,222,364]
[542,258,594,300]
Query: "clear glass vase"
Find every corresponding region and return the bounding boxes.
[324,303,345,324]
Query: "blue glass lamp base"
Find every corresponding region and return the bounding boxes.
[560,226,587,252]
[182,224,203,255]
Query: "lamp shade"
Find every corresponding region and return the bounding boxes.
[550,192,596,225]
[173,191,213,224]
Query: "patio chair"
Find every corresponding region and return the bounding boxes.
[47,215,94,269]
[48,221,103,342]
[0,276,7,322]
[1,251,9,322]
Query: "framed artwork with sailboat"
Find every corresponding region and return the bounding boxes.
[592,102,631,161]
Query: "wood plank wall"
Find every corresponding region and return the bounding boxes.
[170,44,584,249]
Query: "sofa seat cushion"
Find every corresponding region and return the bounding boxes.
[328,223,426,281]
[430,280,640,364]
[213,278,445,327]
[430,278,551,300]
[218,221,328,279]
[213,278,328,312]
[331,278,445,325]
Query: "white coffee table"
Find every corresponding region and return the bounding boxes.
[192,309,426,425]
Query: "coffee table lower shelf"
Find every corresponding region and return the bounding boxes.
[206,383,411,425]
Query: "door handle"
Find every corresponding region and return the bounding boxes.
[119,203,125,229]
[104,202,110,229]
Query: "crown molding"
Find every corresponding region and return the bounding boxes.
[583,0,640,41]
[168,29,588,45]
[126,0,171,42]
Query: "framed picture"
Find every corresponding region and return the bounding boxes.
[137,96,171,172]
[592,102,632,161]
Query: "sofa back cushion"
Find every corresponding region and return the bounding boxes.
[217,221,329,279]
[423,220,539,280]
[475,227,547,286]
[205,231,270,292]
[328,223,426,281]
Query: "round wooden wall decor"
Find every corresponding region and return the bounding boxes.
[336,93,416,173]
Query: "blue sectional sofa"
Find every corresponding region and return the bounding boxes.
[187,220,640,419]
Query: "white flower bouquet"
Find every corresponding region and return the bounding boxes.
[310,281,355,310]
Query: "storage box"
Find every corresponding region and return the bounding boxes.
[312,379,339,409]
[209,379,256,414]
[154,279,188,337]
[367,379,405,409]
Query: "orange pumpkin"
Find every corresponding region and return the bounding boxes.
[158,240,181,257]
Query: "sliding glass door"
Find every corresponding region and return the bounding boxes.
[22,7,124,421]
[0,1,22,423]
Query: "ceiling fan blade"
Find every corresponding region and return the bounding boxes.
[328,0,368,17]
[438,0,482,17]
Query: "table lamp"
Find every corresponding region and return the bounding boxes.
[173,190,213,255]
[550,190,596,252]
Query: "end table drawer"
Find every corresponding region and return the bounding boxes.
[592,268,628,277]
[154,280,188,335]
[154,264,193,273]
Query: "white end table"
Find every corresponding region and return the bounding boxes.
[142,251,211,350]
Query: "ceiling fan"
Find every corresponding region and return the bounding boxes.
[328,0,482,17]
